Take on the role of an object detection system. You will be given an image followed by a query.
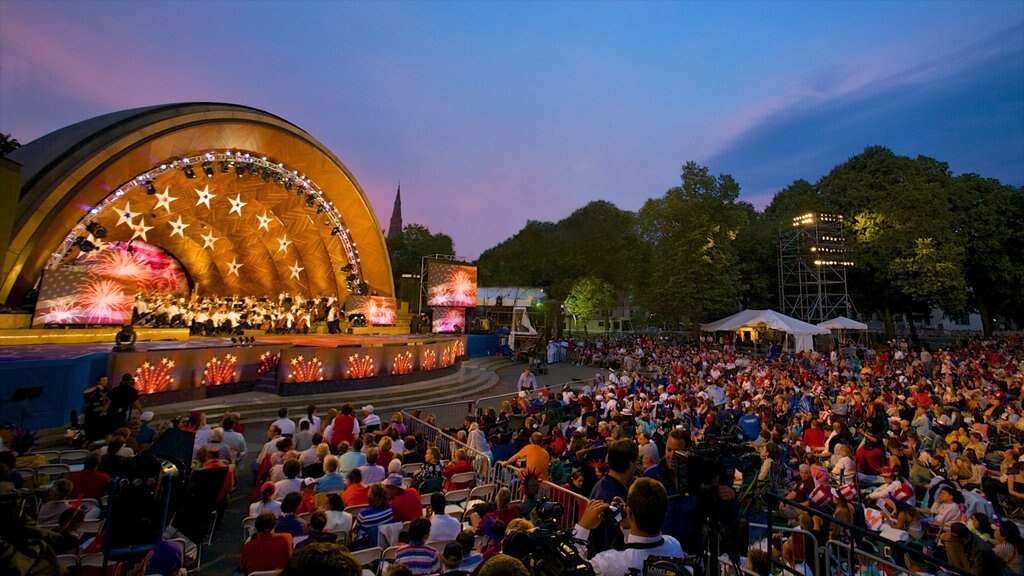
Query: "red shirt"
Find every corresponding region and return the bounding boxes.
[802,428,826,449]
[66,469,111,500]
[390,487,423,522]
[343,483,369,507]
[443,460,474,491]
[329,414,356,446]
[240,532,293,573]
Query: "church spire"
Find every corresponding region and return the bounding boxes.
[387,182,403,239]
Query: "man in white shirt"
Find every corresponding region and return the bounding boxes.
[220,417,247,465]
[427,492,461,542]
[517,368,536,393]
[272,407,296,437]
[574,477,685,576]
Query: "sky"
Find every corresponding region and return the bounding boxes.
[2,1,1022,260]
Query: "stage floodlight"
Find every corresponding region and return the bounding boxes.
[296,185,306,197]
[316,204,325,214]
[143,179,157,194]
[274,173,283,185]
[235,163,246,178]
[331,227,340,236]
[73,237,97,253]
[85,222,107,239]
[182,164,196,179]
[202,161,215,178]
[220,161,230,173]
[305,195,316,208]
[284,178,293,192]
[248,163,259,177]
[261,168,272,182]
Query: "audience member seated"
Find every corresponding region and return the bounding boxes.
[239,512,293,574]
[275,492,307,537]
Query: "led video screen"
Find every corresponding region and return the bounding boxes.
[426,261,477,307]
[344,295,397,325]
[432,307,465,333]
[33,241,190,326]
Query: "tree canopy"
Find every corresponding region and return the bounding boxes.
[386,223,454,279]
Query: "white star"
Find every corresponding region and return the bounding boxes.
[113,202,138,228]
[153,188,177,213]
[131,218,153,242]
[257,211,274,231]
[168,216,190,238]
[277,234,291,253]
[227,257,243,276]
[195,185,216,209]
[201,231,218,250]
[228,194,247,216]
[289,260,304,280]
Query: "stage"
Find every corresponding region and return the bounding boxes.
[0,331,498,432]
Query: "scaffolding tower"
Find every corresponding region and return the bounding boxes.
[778,213,855,325]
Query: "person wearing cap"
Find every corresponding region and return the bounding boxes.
[439,541,471,575]
[136,410,157,445]
[251,481,283,517]
[386,472,423,522]
[361,405,382,433]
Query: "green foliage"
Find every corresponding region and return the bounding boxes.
[564,276,615,334]
[0,133,20,157]
[386,223,454,278]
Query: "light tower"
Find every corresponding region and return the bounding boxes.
[778,212,855,324]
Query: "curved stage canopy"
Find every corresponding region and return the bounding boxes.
[3,102,394,307]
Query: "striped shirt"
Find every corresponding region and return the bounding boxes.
[395,543,440,575]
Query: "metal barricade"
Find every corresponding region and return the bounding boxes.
[471,377,600,416]
[405,400,475,431]
[825,539,919,576]
[749,524,821,576]
[490,461,588,532]
[402,411,494,485]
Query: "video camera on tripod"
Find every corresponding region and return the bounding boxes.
[503,498,595,576]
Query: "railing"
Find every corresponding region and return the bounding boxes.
[491,461,589,532]
[748,523,821,576]
[402,411,494,484]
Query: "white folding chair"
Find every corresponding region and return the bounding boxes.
[462,483,497,511]
[350,546,383,569]
[241,516,257,540]
[448,471,476,489]
[444,488,471,516]
[60,450,90,465]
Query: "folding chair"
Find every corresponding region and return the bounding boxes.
[350,546,383,570]
[241,516,257,541]
[448,471,476,490]
[444,489,471,516]
[462,483,497,512]
[345,504,368,517]
[56,554,78,570]
[60,450,91,466]
[35,450,62,463]
[401,463,423,475]
[13,468,38,490]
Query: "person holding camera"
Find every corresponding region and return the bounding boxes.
[574,477,684,576]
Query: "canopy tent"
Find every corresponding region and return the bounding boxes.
[701,309,828,353]
[818,316,869,345]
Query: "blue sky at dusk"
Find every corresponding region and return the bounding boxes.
[2,1,1021,260]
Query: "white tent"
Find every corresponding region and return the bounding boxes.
[701,309,828,353]
[818,316,869,345]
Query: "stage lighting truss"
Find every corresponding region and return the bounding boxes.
[48,150,364,285]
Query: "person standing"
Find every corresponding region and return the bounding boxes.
[517,367,536,393]
[83,375,110,442]
[106,374,141,430]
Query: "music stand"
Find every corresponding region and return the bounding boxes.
[9,386,44,428]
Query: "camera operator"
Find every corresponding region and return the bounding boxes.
[588,439,638,554]
[643,427,739,555]
[574,477,684,576]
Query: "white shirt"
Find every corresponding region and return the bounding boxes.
[363,413,381,429]
[273,417,296,436]
[299,415,322,434]
[428,513,462,542]
[574,527,684,576]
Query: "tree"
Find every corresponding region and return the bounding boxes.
[0,133,20,157]
[386,223,455,279]
[635,161,749,329]
[564,276,614,335]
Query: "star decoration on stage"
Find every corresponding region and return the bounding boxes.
[257,212,274,231]
[227,257,243,276]
[277,234,291,253]
[113,202,138,228]
[154,188,177,213]
[131,218,153,241]
[289,260,304,280]
[228,194,247,216]
[195,185,216,209]
[201,231,219,250]
[168,216,190,238]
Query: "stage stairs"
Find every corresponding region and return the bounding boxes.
[32,356,512,449]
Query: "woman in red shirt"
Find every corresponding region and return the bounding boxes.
[239,512,292,574]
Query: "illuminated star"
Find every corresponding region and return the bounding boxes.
[168,216,190,238]
[289,260,304,280]
[201,231,218,250]
[228,194,247,216]
[131,218,153,242]
[227,257,243,276]
[277,234,291,253]
[113,202,138,228]
[195,185,216,209]
[256,211,274,231]
[153,188,177,213]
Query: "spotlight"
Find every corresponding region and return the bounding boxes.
[182,164,196,179]
[235,163,246,178]
[340,263,354,273]
[248,163,259,176]
[73,237,97,253]
[143,180,157,194]
[274,173,283,185]
[316,204,325,214]
[296,185,306,197]
[261,168,271,182]
[283,178,293,192]
[202,161,215,178]
[85,222,107,239]
[305,196,316,208]
[219,161,230,173]
[331,227,340,236]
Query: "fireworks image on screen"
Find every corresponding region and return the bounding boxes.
[432,307,465,333]
[366,298,396,325]
[392,351,413,375]
[422,349,436,371]
[347,353,375,379]
[33,241,190,326]
[203,353,238,385]
[426,262,477,307]
[136,357,176,394]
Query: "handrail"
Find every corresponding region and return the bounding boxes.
[401,411,495,484]
[749,523,821,576]
[764,492,970,576]
[825,538,915,576]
